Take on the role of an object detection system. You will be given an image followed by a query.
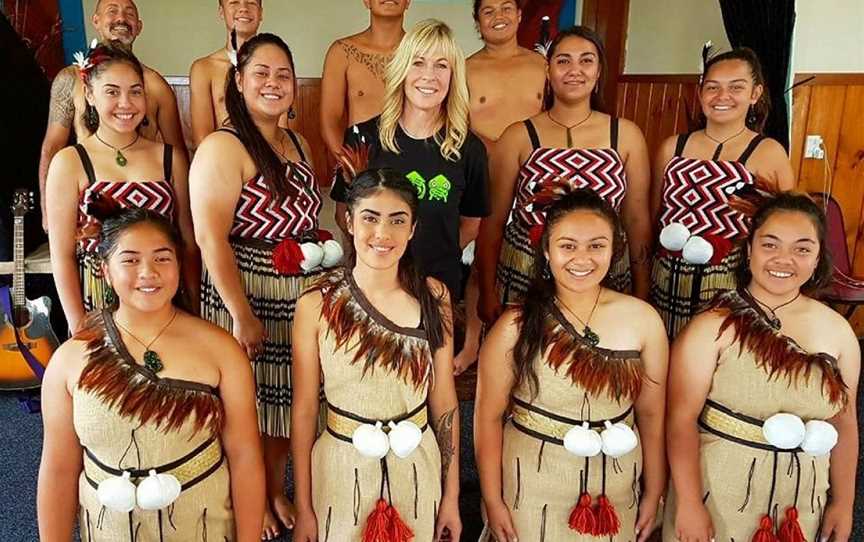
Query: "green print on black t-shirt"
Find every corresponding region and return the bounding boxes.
[406,170,452,202]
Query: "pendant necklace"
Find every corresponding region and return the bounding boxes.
[704,125,746,160]
[114,310,178,373]
[95,131,140,167]
[547,109,592,149]
[557,287,603,346]
[745,288,801,330]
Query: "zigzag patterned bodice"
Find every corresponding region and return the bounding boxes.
[230,160,322,242]
[513,147,627,226]
[658,156,754,239]
[77,181,175,253]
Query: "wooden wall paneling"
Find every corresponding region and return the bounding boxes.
[836,85,864,330]
[788,84,812,182]
[288,78,334,186]
[581,0,629,114]
[633,81,653,139]
[797,86,846,194]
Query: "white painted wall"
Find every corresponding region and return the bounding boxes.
[82,0,483,78]
[624,0,864,74]
[793,0,864,73]
[624,0,730,74]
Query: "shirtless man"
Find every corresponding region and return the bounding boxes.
[189,0,262,148]
[320,0,410,231]
[455,0,546,374]
[466,0,546,146]
[38,0,186,230]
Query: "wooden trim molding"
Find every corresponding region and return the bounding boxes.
[793,73,864,86]
[619,74,700,84]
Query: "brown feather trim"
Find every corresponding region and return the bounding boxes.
[308,270,433,389]
[709,290,848,407]
[75,312,224,435]
[535,309,644,403]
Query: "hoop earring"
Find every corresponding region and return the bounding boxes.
[288,107,296,120]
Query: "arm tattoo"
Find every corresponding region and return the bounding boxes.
[434,408,457,485]
[339,40,391,81]
[48,71,76,127]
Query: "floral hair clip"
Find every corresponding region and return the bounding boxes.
[74,39,109,83]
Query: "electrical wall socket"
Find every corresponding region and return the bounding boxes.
[805,135,825,159]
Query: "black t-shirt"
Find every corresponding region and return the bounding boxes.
[331,116,490,298]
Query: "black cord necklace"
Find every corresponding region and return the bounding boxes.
[557,287,603,346]
[95,131,140,167]
[547,109,593,149]
[745,288,801,330]
[704,125,746,160]
[114,310,178,373]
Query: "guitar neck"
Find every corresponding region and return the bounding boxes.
[12,215,24,308]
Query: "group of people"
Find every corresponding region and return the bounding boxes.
[33,1,858,542]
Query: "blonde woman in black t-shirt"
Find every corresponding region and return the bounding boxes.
[330,19,490,300]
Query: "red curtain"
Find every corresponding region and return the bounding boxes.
[4,0,64,78]
[518,0,565,50]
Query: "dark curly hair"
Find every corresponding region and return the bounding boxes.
[344,168,449,353]
[80,40,145,134]
[698,47,771,133]
[543,25,607,112]
[736,192,832,293]
[512,188,623,399]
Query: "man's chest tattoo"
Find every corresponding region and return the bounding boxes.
[340,41,391,81]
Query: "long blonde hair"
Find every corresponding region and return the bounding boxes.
[379,19,470,162]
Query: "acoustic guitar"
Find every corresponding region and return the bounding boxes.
[0,190,59,389]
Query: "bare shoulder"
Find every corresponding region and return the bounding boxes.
[46,336,89,388]
[190,53,225,77]
[143,67,174,96]
[806,297,856,342]
[499,117,531,145]
[178,311,245,358]
[606,289,664,329]
[518,46,547,67]
[678,304,728,346]
[52,65,79,86]
[750,136,789,164]
[197,128,240,155]
[488,306,522,344]
[657,133,679,160]
[617,116,646,142]
[51,145,85,172]
[297,288,325,313]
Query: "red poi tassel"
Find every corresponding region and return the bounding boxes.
[362,499,392,542]
[751,514,778,542]
[362,498,414,542]
[386,502,414,542]
[777,507,806,542]
[593,494,621,536]
[568,492,596,534]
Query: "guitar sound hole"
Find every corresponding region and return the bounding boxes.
[13,306,32,328]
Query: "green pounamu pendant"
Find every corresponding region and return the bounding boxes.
[115,150,128,167]
[583,326,600,347]
[143,350,163,373]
